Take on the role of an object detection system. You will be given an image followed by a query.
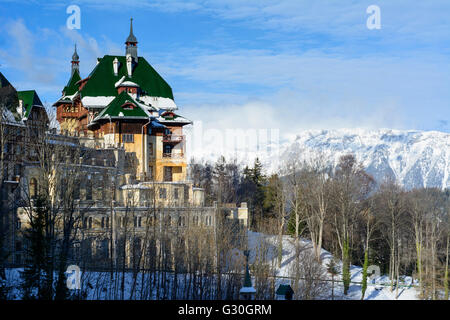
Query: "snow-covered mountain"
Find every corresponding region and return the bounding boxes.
[277,128,450,190]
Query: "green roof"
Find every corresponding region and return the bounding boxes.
[94,90,149,121]
[63,69,81,96]
[17,90,43,119]
[276,284,294,295]
[80,55,174,100]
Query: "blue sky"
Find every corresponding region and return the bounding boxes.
[0,0,449,138]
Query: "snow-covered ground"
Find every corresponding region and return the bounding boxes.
[247,231,419,300]
[3,231,420,300]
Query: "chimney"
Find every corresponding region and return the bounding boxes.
[113,57,119,76]
[126,54,132,77]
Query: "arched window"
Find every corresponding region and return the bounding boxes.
[30,178,38,199]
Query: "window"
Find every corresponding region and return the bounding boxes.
[88,217,93,229]
[164,144,172,154]
[123,134,134,143]
[85,180,92,200]
[121,102,135,110]
[159,188,166,199]
[148,166,153,180]
[149,142,153,156]
[14,164,21,176]
[30,178,38,199]
[174,188,179,199]
[134,216,142,228]
[184,186,189,201]
[101,217,105,228]
[98,187,104,200]
[163,166,172,182]
[74,180,80,200]
[106,217,109,229]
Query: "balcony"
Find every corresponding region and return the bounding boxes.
[162,152,185,160]
[162,134,184,144]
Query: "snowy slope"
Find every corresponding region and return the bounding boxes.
[247,231,419,300]
[276,128,450,190]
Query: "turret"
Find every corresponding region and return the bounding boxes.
[71,44,80,76]
[125,18,138,63]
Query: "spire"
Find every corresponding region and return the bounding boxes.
[125,18,138,62]
[243,261,253,288]
[239,249,256,299]
[71,44,80,76]
[72,44,79,62]
[126,18,137,44]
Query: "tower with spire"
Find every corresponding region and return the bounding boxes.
[71,44,80,76]
[125,18,138,62]
[239,250,256,300]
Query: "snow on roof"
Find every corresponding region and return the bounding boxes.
[2,108,19,123]
[114,76,126,88]
[81,96,115,108]
[239,287,256,293]
[119,81,139,87]
[137,95,177,110]
[156,115,191,124]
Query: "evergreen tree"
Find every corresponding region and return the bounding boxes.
[342,239,351,295]
[263,174,281,218]
[286,211,306,236]
[249,158,266,228]
[361,249,369,300]
[20,195,53,300]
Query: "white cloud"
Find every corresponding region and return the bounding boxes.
[0,18,126,100]
[164,48,449,131]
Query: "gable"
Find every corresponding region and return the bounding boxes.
[95,91,149,120]
[17,90,45,120]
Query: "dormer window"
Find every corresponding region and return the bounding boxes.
[121,102,135,110]
[161,111,175,120]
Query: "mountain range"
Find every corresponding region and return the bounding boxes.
[276,128,449,190]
